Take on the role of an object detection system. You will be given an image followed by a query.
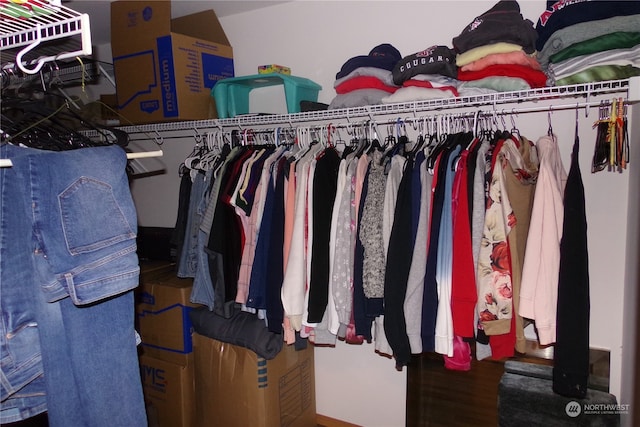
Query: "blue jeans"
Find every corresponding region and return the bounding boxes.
[177,170,207,278]
[0,143,147,426]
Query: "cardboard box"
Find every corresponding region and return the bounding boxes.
[111,1,234,124]
[136,270,197,364]
[193,333,316,427]
[140,353,195,427]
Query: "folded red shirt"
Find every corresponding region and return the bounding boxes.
[335,75,399,94]
[457,64,548,88]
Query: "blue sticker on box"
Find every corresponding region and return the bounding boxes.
[142,6,153,22]
[157,35,179,118]
[202,52,234,88]
[140,100,159,114]
[140,291,155,305]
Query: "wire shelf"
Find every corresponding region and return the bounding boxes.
[92,77,637,140]
[0,0,92,75]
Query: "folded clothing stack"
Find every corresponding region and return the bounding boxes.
[534,0,640,85]
[381,45,459,104]
[329,43,402,109]
[452,0,547,94]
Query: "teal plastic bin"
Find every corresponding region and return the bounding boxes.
[212,74,322,118]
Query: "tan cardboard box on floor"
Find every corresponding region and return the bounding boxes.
[193,333,317,427]
[111,1,234,124]
[136,267,198,365]
[140,353,195,427]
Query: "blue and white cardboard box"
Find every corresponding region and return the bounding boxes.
[136,268,197,365]
[111,1,234,124]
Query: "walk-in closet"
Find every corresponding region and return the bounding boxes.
[2,1,639,427]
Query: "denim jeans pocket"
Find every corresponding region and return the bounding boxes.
[59,176,136,255]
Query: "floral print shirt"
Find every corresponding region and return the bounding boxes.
[476,137,518,336]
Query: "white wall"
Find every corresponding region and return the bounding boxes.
[86,1,638,426]
[621,100,640,427]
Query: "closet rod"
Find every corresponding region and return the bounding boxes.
[119,95,634,145]
[81,77,638,141]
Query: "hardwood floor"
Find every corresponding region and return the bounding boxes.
[406,352,512,427]
[405,342,614,427]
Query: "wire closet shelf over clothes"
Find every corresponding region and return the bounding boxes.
[0,0,90,168]
[0,0,91,75]
[0,0,163,166]
[80,77,640,145]
[158,75,638,379]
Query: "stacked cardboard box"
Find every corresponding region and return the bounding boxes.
[192,333,317,427]
[110,1,234,124]
[137,263,197,427]
[136,263,318,426]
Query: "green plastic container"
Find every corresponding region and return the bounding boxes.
[212,73,322,118]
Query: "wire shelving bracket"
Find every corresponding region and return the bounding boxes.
[0,0,92,75]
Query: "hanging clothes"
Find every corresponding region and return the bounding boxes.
[235,147,272,306]
[434,137,465,357]
[307,147,341,322]
[350,153,373,343]
[263,154,290,334]
[502,135,539,353]
[384,154,415,368]
[421,141,448,352]
[518,134,567,346]
[281,143,324,331]
[170,101,612,374]
[553,126,591,399]
[476,133,518,359]
[244,147,284,311]
[191,145,241,311]
[405,149,431,354]
[451,137,480,340]
[330,152,359,339]
[207,147,254,318]
[312,152,353,345]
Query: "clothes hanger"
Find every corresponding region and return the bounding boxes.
[591,100,611,173]
[509,109,521,140]
[426,115,454,171]
[353,121,370,157]
[3,56,129,148]
[366,121,383,154]
[2,87,130,150]
[1,102,103,150]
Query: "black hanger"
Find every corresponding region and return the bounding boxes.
[1,92,130,150]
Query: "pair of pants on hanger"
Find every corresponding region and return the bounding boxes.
[0,143,147,426]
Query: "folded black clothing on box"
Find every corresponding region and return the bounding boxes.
[189,306,283,359]
[499,361,619,427]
